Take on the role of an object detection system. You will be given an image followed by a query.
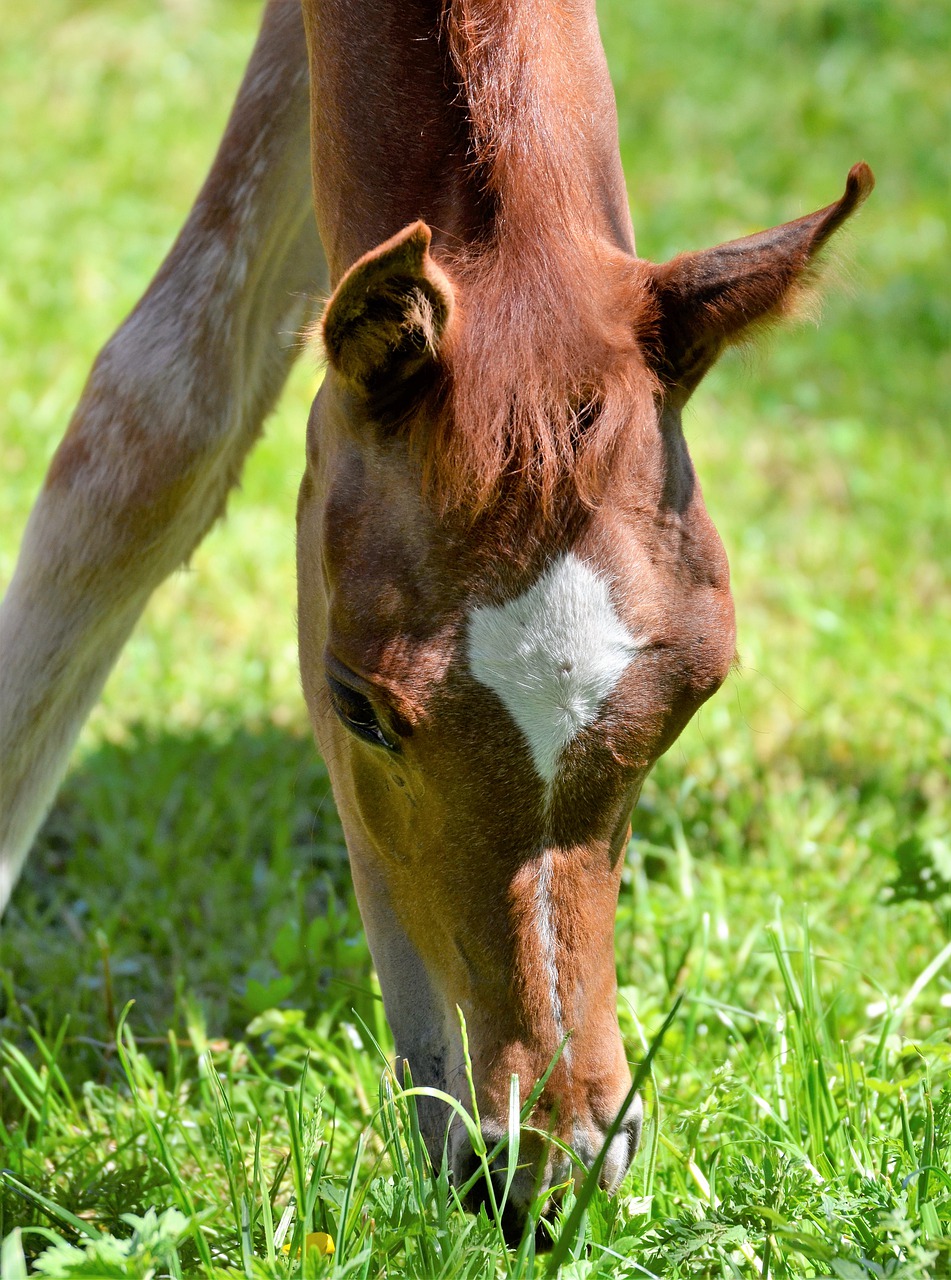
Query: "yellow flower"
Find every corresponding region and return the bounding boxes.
[305,1231,336,1257]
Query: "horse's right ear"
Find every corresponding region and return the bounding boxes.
[322,221,454,395]
[646,163,874,406]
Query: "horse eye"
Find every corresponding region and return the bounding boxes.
[326,674,396,750]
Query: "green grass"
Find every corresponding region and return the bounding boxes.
[1,0,949,1275]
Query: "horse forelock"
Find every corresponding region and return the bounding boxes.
[430,246,660,517]
[412,0,660,517]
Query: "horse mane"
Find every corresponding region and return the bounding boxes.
[420,0,659,517]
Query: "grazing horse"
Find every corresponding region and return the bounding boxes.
[0,0,871,1235]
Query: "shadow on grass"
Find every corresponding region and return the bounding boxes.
[0,721,372,1085]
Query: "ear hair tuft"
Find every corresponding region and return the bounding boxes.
[321,221,454,394]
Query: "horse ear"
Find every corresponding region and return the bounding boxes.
[322,221,454,394]
[647,163,874,405]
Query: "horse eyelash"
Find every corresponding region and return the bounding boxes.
[326,674,398,751]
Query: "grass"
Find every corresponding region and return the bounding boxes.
[1,0,949,1275]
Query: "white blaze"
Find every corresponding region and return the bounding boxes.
[534,848,566,1050]
[466,552,644,785]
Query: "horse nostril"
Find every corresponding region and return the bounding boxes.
[453,1149,487,1212]
[596,1103,643,1194]
[625,1094,644,1155]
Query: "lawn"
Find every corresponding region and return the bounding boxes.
[1,0,949,1276]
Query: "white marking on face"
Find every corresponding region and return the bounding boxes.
[466,552,645,785]
[535,850,566,1054]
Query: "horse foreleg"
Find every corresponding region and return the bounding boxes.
[0,0,326,910]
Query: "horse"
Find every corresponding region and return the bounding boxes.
[0,0,871,1237]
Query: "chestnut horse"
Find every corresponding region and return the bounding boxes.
[0,0,871,1233]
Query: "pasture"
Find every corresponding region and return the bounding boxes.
[1,0,949,1274]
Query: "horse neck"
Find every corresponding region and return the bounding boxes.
[303,0,634,280]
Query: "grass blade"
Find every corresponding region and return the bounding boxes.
[0,1171,102,1242]
[546,994,683,1275]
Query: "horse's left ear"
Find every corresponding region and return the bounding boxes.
[322,220,455,395]
[647,163,874,405]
